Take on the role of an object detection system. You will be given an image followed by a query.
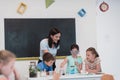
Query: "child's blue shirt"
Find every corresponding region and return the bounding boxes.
[37,61,53,72]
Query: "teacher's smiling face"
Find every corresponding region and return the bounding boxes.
[51,33,61,43]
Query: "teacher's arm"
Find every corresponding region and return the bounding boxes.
[42,50,49,54]
[40,39,49,54]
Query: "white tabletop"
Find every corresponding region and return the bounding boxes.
[28,73,103,80]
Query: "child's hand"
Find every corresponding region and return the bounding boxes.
[75,61,79,66]
[52,71,60,80]
[13,68,20,80]
[0,77,7,80]
[60,63,64,68]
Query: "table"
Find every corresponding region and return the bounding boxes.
[27,73,103,80]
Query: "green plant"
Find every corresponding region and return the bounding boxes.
[29,66,37,77]
[37,67,41,72]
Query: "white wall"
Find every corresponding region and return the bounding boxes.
[0,0,96,80]
[96,0,120,80]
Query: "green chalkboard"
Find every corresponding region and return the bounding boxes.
[5,18,76,58]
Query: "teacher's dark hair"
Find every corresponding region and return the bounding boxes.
[48,27,61,48]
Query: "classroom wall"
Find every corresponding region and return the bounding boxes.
[1,0,120,80]
[96,0,120,80]
[0,0,96,80]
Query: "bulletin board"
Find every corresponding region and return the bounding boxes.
[4,18,76,60]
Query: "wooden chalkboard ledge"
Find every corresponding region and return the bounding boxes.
[16,56,66,60]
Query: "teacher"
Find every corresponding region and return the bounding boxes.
[39,27,61,71]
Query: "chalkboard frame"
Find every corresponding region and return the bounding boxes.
[4,18,76,60]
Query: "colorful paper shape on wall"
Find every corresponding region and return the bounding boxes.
[17,2,27,14]
[99,1,109,12]
[78,8,86,17]
[46,0,55,8]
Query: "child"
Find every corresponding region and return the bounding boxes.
[0,50,20,80]
[60,44,82,74]
[84,47,101,73]
[37,52,55,75]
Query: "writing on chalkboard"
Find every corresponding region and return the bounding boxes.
[5,18,76,58]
